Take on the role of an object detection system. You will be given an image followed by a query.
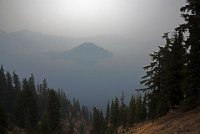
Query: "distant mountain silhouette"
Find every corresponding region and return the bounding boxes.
[51,42,113,65]
[0,29,80,53]
[0,29,144,108]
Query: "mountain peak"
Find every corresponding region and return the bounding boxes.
[52,42,113,65]
[79,42,97,47]
[69,42,112,56]
[73,42,103,51]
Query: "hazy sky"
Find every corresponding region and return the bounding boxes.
[0,0,185,38]
[0,0,187,108]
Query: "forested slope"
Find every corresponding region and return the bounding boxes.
[118,107,200,134]
[0,65,92,134]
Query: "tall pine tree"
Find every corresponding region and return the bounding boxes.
[181,0,200,108]
[46,89,61,133]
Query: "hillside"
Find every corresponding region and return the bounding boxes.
[50,42,113,65]
[118,107,200,134]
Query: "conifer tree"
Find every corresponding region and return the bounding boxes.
[47,89,61,133]
[15,78,38,132]
[105,101,110,125]
[0,66,92,133]
[0,65,6,87]
[13,71,21,92]
[135,95,143,122]
[5,71,14,115]
[92,107,105,134]
[140,32,186,118]
[0,66,7,115]
[180,0,200,108]
[167,29,185,107]
[127,95,136,125]
[15,89,24,127]
[110,98,120,128]
[140,47,163,118]
[141,93,147,121]
[0,100,7,134]
[38,78,49,119]
[119,92,127,127]
[40,112,49,134]
[28,74,36,93]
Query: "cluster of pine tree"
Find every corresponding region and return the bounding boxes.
[92,93,147,134]
[0,65,91,134]
[141,0,200,118]
[92,0,200,133]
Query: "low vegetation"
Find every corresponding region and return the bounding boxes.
[119,107,200,134]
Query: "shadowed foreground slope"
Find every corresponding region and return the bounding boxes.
[118,107,200,134]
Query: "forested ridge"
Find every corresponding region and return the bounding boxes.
[0,66,92,134]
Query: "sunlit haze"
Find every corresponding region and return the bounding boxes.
[0,0,185,108]
[0,0,184,38]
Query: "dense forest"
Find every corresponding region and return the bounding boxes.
[0,0,200,134]
[92,0,200,133]
[0,66,92,133]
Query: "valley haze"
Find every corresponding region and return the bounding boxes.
[0,29,152,109]
[0,0,185,109]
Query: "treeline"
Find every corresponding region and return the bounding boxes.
[92,0,200,133]
[140,0,200,118]
[0,66,91,134]
[92,93,147,134]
